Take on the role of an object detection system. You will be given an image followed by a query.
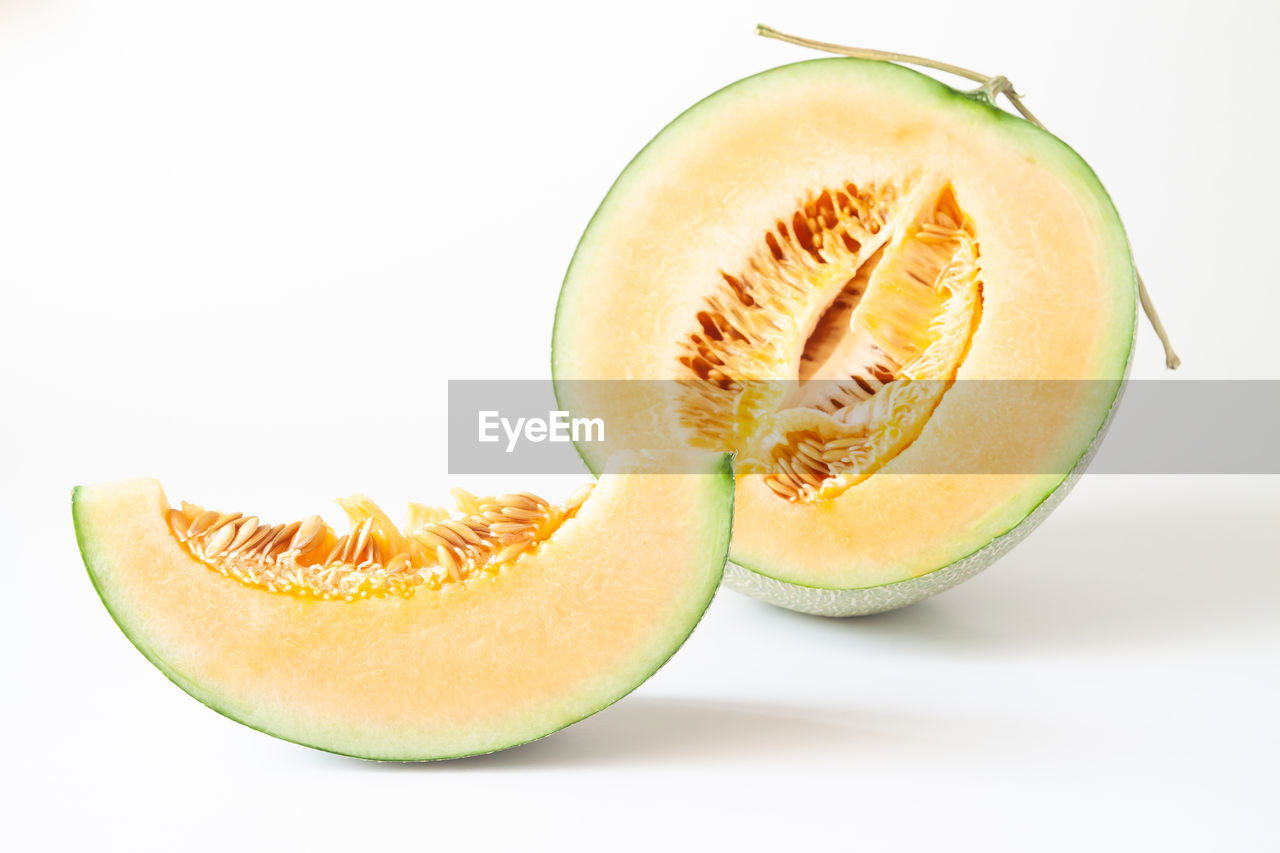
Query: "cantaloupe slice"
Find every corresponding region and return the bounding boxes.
[73,453,733,760]
[553,56,1135,615]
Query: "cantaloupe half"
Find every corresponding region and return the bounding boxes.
[73,453,733,760]
[552,57,1135,615]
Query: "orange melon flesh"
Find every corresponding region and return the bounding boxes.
[552,58,1135,613]
[74,453,733,759]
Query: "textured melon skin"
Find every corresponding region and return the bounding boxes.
[552,57,1137,616]
[73,456,735,760]
[723,357,1131,615]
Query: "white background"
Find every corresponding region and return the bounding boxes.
[3,0,1277,850]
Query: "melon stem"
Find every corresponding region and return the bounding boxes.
[756,23,1181,369]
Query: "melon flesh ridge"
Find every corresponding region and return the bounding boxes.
[724,359,1131,615]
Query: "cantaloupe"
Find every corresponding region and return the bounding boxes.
[553,52,1137,615]
[73,452,733,760]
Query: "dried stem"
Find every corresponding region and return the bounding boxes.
[755,25,988,84]
[1135,271,1180,369]
[755,24,1180,369]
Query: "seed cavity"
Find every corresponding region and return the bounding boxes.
[678,179,985,501]
[167,485,595,601]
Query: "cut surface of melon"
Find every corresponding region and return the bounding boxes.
[74,453,733,759]
[553,58,1135,615]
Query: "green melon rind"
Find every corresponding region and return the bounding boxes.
[72,454,734,760]
[553,57,1136,393]
[552,57,1137,616]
